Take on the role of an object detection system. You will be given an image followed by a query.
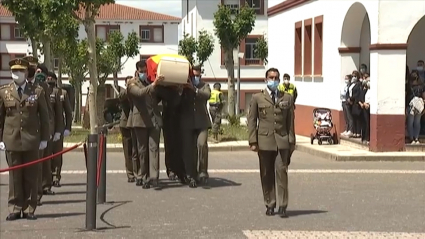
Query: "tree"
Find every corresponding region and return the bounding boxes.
[62,39,90,124]
[178,30,214,67]
[255,35,268,65]
[93,31,139,126]
[213,4,256,116]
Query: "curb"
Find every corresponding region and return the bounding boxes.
[295,145,425,162]
[64,145,250,153]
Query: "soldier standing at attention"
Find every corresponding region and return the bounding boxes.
[208,82,224,142]
[47,72,72,187]
[119,76,136,183]
[0,59,50,220]
[247,68,295,217]
[179,65,212,188]
[33,64,63,203]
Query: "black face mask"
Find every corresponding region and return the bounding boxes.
[27,67,36,78]
[47,81,56,86]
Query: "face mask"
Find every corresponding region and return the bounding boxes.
[360,68,366,73]
[47,81,56,86]
[138,73,148,83]
[34,72,46,83]
[417,66,424,71]
[283,79,289,84]
[345,79,349,84]
[352,77,357,82]
[192,76,200,86]
[366,82,370,88]
[12,72,26,85]
[267,79,278,91]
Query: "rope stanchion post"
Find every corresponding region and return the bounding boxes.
[97,127,107,204]
[85,134,98,230]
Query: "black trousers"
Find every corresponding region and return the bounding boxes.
[361,108,370,141]
[163,119,186,177]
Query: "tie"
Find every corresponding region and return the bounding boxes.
[271,91,275,104]
[18,87,22,99]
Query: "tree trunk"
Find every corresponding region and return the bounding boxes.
[74,80,82,123]
[30,38,38,57]
[84,8,99,134]
[42,40,53,70]
[224,49,236,116]
[113,71,119,98]
[96,83,106,128]
[57,58,63,88]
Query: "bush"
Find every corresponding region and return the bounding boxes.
[226,115,240,127]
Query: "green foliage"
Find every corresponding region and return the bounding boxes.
[178,33,197,65]
[226,115,241,127]
[213,4,256,51]
[196,30,214,66]
[178,31,214,66]
[96,31,140,84]
[255,35,268,64]
[62,39,89,86]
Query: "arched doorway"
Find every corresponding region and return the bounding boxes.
[340,2,371,75]
[406,15,425,140]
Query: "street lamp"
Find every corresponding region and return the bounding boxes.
[233,47,244,115]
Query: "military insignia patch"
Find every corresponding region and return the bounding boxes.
[60,95,64,101]
[278,101,290,109]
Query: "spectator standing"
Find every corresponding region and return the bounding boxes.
[406,71,425,144]
[341,75,352,135]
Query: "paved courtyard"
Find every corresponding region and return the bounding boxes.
[0,151,424,238]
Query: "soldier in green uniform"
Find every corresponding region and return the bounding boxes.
[247,68,295,217]
[208,82,224,142]
[47,72,72,187]
[119,76,136,183]
[0,59,50,220]
[179,65,212,188]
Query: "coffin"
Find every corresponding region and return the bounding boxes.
[146,54,192,85]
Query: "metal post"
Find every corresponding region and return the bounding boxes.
[97,128,107,204]
[85,134,98,230]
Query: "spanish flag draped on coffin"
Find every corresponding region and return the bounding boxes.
[145,54,194,85]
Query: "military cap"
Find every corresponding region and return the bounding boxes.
[9,58,29,70]
[37,63,48,74]
[22,55,39,65]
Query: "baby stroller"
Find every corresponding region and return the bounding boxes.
[310,108,337,145]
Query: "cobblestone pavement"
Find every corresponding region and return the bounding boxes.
[0,151,424,238]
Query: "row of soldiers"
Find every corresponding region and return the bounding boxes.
[118,61,212,188]
[1,56,72,221]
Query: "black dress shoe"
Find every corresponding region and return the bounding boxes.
[277,207,288,218]
[53,181,61,187]
[6,212,21,221]
[26,213,37,220]
[265,207,274,216]
[189,179,197,188]
[151,180,160,189]
[136,179,143,186]
[142,182,150,189]
[177,175,189,184]
[43,189,55,195]
[128,178,136,183]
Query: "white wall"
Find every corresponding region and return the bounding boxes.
[181,0,269,80]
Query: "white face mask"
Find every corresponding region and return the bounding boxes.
[11,71,26,85]
[283,79,289,84]
[417,66,424,71]
[344,79,349,84]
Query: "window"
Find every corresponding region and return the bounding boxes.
[139,26,164,43]
[220,35,264,66]
[246,0,262,14]
[140,55,154,62]
[54,58,60,69]
[303,19,312,76]
[314,16,323,76]
[1,24,11,40]
[96,25,120,41]
[221,0,263,14]
[14,27,25,39]
[294,21,302,76]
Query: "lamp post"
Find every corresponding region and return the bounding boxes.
[233,47,244,115]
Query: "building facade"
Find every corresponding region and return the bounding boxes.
[0,4,180,102]
[268,0,425,152]
[181,0,269,112]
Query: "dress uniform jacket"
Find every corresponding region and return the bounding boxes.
[248,89,295,151]
[119,90,131,128]
[29,80,55,136]
[0,82,50,150]
[56,88,72,131]
[179,82,212,130]
[48,86,65,134]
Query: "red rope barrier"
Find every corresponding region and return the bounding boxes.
[0,142,84,173]
[96,134,105,187]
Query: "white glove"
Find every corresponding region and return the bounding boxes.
[39,141,48,150]
[50,135,52,140]
[63,129,71,137]
[0,142,5,151]
[53,132,61,142]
